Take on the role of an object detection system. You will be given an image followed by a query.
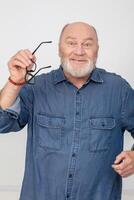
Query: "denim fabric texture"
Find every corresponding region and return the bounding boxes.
[0,67,134,200]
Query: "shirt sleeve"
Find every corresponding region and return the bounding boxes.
[121,81,134,138]
[0,85,33,133]
[5,96,21,118]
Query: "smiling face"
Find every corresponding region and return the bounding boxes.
[59,22,99,78]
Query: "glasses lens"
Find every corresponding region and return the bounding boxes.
[25,72,35,84]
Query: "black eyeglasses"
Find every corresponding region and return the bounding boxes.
[25,41,52,84]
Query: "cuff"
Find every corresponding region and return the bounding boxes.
[0,97,21,119]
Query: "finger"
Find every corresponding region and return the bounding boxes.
[120,163,134,174]
[16,52,33,66]
[117,168,134,177]
[18,50,36,70]
[22,49,36,66]
[22,49,36,63]
[112,160,127,170]
[112,162,133,177]
[24,49,36,60]
[9,59,28,69]
[9,56,29,69]
[14,49,33,64]
[114,152,126,164]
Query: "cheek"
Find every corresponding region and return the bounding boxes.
[87,50,98,60]
[59,46,73,58]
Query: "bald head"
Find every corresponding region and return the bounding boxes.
[59,22,98,45]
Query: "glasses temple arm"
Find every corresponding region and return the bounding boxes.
[26,65,52,83]
[32,41,52,55]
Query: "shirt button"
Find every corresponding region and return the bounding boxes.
[72,153,76,157]
[69,174,73,178]
[77,91,80,94]
[67,194,70,198]
[76,112,79,115]
[101,122,105,127]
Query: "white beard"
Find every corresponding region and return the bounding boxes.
[61,58,95,78]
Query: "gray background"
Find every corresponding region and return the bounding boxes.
[0,0,134,199]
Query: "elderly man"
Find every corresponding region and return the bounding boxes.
[0,22,134,200]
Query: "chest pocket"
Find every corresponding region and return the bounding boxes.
[88,117,115,152]
[37,114,65,150]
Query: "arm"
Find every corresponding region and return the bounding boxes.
[0,49,35,133]
[0,81,23,110]
[112,82,134,177]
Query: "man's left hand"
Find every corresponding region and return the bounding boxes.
[112,151,134,177]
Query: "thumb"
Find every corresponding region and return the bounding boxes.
[114,152,125,164]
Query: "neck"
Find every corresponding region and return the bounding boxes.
[64,71,90,89]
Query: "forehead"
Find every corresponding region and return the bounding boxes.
[61,23,97,41]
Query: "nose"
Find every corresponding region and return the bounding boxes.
[73,44,85,56]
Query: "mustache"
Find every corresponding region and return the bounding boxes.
[61,58,95,78]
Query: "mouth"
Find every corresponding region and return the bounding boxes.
[70,58,88,63]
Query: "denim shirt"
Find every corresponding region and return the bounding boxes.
[0,67,134,200]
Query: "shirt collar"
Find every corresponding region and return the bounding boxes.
[90,68,104,83]
[53,66,66,84]
[53,66,104,85]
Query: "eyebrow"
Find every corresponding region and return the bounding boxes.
[65,36,77,40]
[65,36,94,41]
[83,37,94,41]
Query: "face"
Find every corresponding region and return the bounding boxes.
[59,23,99,78]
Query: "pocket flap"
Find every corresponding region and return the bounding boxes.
[37,114,65,128]
[89,117,115,129]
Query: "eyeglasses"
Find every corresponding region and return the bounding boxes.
[25,41,52,84]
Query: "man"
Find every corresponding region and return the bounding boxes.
[0,22,134,200]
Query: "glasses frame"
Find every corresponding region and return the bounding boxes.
[25,41,52,84]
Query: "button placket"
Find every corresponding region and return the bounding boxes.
[66,91,82,199]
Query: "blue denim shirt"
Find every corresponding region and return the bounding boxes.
[0,67,134,200]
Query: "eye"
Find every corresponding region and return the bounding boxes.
[83,42,92,48]
[67,41,77,47]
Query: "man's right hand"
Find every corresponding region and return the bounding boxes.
[8,49,36,84]
[0,49,36,109]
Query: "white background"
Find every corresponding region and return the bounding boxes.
[0,0,134,199]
